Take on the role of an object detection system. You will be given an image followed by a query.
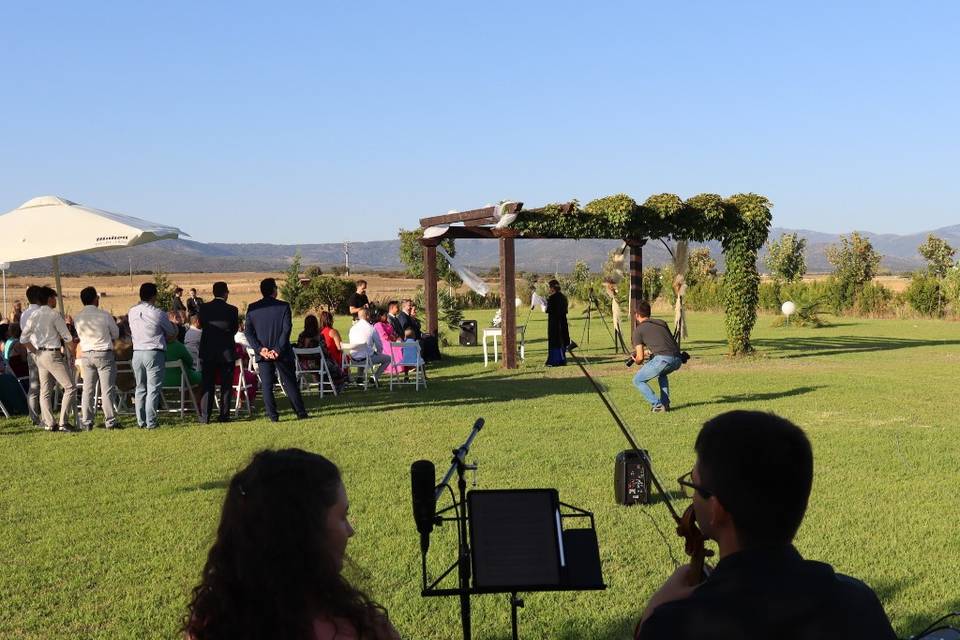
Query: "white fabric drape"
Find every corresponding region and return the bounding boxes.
[437,246,489,295]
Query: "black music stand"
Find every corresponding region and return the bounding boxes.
[469,489,605,639]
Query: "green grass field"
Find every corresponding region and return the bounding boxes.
[2,309,959,639]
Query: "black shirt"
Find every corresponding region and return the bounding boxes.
[638,546,896,640]
[632,318,680,358]
[347,292,369,319]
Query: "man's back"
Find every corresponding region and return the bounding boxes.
[639,546,896,640]
[245,297,292,359]
[199,299,238,364]
[348,321,375,357]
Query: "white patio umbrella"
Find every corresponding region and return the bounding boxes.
[0,196,188,313]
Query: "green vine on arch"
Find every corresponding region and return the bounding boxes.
[512,192,772,355]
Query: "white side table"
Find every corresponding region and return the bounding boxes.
[482,327,526,367]
[483,328,501,367]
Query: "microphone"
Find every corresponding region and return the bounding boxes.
[410,460,437,554]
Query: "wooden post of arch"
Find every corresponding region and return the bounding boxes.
[499,230,518,369]
[626,238,646,336]
[421,238,439,336]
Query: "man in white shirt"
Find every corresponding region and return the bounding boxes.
[347,308,391,380]
[20,286,77,431]
[75,286,120,430]
[128,282,177,429]
[18,284,42,425]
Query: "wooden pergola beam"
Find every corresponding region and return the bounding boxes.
[420,202,523,228]
[626,239,646,337]
[421,238,439,337]
[499,231,517,369]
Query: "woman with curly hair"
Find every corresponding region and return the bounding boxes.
[184,449,400,640]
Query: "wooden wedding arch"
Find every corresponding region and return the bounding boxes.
[418,194,772,369]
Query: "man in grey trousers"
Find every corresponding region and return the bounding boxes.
[128,283,177,429]
[75,286,121,429]
[20,286,77,431]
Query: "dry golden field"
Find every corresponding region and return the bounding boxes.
[3,272,426,317]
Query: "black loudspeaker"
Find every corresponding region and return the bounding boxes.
[459,320,478,346]
[615,450,650,505]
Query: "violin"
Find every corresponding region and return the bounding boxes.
[675,504,713,585]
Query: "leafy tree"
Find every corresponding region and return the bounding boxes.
[686,248,717,286]
[918,234,955,279]
[825,232,881,311]
[304,264,324,279]
[152,270,177,311]
[398,229,461,288]
[303,276,354,314]
[765,233,807,283]
[280,252,307,314]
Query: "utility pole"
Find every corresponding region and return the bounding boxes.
[344,241,350,276]
[129,257,133,292]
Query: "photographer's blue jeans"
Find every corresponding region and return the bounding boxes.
[632,355,682,407]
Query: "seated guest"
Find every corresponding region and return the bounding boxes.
[386,301,403,337]
[318,310,343,368]
[407,303,423,341]
[0,342,28,415]
[216,342,259,407]
[234,317,251,350]
[164,325,202,390]
[298,314,347,389]
[184,314,203,365]
[346,308,391,380]
[635,410,896,640]
[397,299,413,336]
[400,327,424,372]
[373,309,404,375]
[183,449,400,640]
[3,323,29,381]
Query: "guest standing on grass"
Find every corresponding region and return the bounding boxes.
[20,287,77,432]
[186,288,203,318]
[129,283,177,429]
[245,278,308,423]
[19,284,42,424]
[198,281,239,424]
[183,449,400,640]
[545,279,570,367]
[347,279,369,321]
[75,286,120,430]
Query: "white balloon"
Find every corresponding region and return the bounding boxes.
[781,301,797,316]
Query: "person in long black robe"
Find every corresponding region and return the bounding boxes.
[545,280,569,366]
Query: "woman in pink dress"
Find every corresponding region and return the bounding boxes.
[372,309,404,374]
[184,449,400,640]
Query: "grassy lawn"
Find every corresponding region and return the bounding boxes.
[2,309,959,639]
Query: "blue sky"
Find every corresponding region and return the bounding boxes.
[1,1,957,243]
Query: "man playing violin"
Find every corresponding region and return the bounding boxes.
[636,410,896,640]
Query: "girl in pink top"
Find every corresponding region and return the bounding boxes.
[184,449,400,640]
[373,309,404,375]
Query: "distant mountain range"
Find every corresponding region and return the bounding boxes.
[7,224,959,276]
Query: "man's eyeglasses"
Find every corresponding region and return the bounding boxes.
[677,471,713,499]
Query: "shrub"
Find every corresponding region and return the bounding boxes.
[905,273,944,317]
[854,281,895,317]
[303,276,354,315]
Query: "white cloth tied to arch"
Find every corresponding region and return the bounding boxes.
[436,246,489,296]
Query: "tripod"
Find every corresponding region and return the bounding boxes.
[580,289,619,352]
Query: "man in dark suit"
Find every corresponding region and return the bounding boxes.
[245,278,308,422]
[387,300,404,337]
[198,281,239,423]
[397,299,415,337]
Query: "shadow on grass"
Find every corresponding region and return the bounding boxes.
[691,336,960,359]
[673,386,824,410]
[178,479,231,492]
[488,614,637,640]
[317,376,598,418]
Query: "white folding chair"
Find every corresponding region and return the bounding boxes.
[388,341,426,391]
[294,347,339,399]
[212,359,253,418]
[161,361,200,418]
[113,360,136,414]
[341,351,378,391]
[0,398,9,418]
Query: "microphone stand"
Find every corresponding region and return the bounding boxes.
[422,418,484,640]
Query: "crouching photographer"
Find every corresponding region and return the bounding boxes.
[629,300,686,412]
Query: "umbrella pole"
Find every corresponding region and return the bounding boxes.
[52,256,64,315]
